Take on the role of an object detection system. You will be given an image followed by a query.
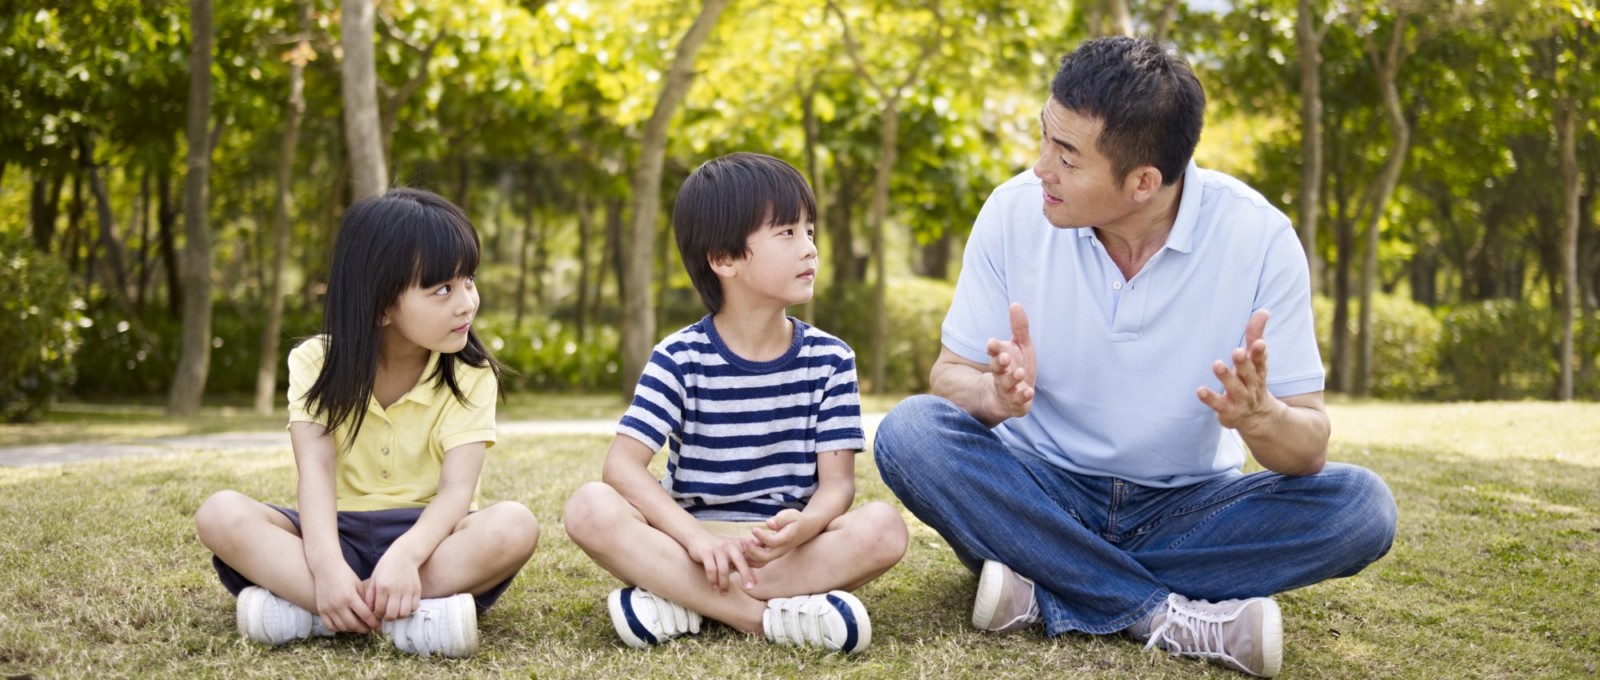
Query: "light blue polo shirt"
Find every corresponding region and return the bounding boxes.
[943,162,1323,487]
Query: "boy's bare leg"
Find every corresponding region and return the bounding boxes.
[416,501,541,597]
[194,490,319,611]
[738,501,908,601]
[565,482,768,633]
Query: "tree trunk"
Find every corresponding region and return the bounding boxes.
[866,101,899,393]
[136,170,152,310]
[620,0,730,396]
[65,174,85,275]
[255,0,309,415]
[1556,96,1579,400]
[341,0,386,201]
[1331,214,1353,393]
[84,139,150,343]
[800,83,822,325]
[1355,18,1411,398]
[1107,0,1134,36]
[1296,0,1324,296]
[515,161,536,325]
[829,156,858,292]
[30,171,65,253]
[157,166,183,317]
[604,196,623,327]
[576,186,592,341]
[169,0,216,416]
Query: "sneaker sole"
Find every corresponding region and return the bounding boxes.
[971,560,1009,631]
[607,588,654,649]
[1257,598,1282,678]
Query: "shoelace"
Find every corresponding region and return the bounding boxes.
[769,597,831,646]
[1142,598,1230,661]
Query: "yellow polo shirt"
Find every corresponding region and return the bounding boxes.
[286,337,497,511]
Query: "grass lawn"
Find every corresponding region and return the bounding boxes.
[1,401,1597,677]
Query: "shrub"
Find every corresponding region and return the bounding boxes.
[72,303,320,398]
[817,277,956,393]
[1436,300,1555,400]
[1312,293,1444,399]
[475,314,621,393]
[0,235,84,422]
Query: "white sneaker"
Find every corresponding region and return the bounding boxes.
[971,560,1041,632]
[608,587,702,648]
[763,590,871,654]
[1143,593,1283,677]
[235,586,332,646]
[382,593,478,658]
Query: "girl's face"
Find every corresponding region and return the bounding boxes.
[382,274,479,355]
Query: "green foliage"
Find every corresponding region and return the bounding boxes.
[72,304,320,398]
[819,277,955,393]
[0,235,83,422]
[1313,294,1444,399]
[1436,300,1559,401]
[475,314,621,393]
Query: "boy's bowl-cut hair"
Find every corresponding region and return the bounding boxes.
[673,152,817,315]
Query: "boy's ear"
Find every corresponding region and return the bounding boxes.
[708,251,739,278]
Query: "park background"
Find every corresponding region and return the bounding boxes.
[1,0,1598,678]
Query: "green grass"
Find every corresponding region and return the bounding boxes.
[2,401,1598,677]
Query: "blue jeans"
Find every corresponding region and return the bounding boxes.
[874,395,1397,636]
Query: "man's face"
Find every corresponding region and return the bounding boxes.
[1031,98,1137,230]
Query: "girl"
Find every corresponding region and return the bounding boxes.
[195,188,539,658]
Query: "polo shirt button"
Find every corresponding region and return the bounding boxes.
[381,470,389,478]
[382,447,389,455]
[1112,281,1123,290]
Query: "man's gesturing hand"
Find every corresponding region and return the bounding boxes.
[1198,308,1281,430]
[985,303,1037,420]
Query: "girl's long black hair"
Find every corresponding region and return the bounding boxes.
[303,188,504,446]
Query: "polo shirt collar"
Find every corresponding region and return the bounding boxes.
[401,351,443,406]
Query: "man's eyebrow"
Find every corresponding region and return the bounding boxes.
[1039,112,1079,156]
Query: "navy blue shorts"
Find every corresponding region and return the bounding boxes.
[211,504,514,615]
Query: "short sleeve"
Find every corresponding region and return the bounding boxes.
[942,189,1014,364]
[616,349,686,452]
[436,364,499,453]
[816,349,865,452]
[1255,226,1325,398]
[285,337,329,427]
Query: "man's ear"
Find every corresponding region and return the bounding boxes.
[1125,166,1164,203]
[708,251,739,278]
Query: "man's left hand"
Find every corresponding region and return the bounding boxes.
[1198,308,1282,431]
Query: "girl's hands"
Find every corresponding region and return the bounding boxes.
[312,563,381,633]
[365,552,423,621]
[685,532,756,594]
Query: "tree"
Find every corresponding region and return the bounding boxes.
[168,0,215,416]
[255,0,313,415]
[619,0,730,395]
[342,0,386,200]
[827,0,945,394]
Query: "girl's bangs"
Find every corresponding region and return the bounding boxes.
[408,212,480,288]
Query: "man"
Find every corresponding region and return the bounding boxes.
[873,37,1397,678]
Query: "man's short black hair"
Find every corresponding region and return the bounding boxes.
[1050,36,1205,186]
[673,152,816,314]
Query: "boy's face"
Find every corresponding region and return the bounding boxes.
[721,219,818,311]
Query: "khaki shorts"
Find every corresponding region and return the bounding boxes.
[699,520,765,539]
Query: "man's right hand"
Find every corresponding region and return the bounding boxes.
[313,562,380,633]
[984,302,1037,420]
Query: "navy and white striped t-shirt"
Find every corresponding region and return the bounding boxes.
[617,316,865,521]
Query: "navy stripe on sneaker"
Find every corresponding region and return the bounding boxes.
[618,587,659,645]
[826,593,860,652]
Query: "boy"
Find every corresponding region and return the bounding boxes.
[564,152,907,653]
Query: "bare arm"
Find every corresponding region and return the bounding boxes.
[1198,309,1330,475]
[929,302,1036,428]
[744,449,855,567]
[289,421,379,632]
[601,434,757,592]
[366,442,485,620]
